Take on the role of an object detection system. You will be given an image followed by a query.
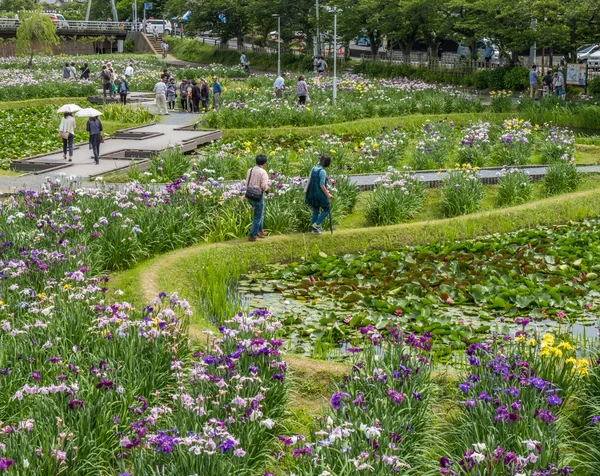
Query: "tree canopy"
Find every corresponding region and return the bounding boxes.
[16,10,60,66]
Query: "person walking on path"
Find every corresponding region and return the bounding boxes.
[86,116,103,165]
[152,25,159,40]
[69,62,77,79]
[153,77,169,115]
[529,65,539,99]
[212,76,222,110]
[187,81,194,112]
[297,75,309,105]
[101,65,112,98]
[58,112,76,162]
[125,62,134,80]
[273,73,285,100]
[117,75,130,104]
[200,78,210,112]
[245,154,270,242]
[161,40,169,58]
[240,53,249,72]
[167,77,177,110]
[80,62,90,80]
[305,155,333,234]
[62,62,71,79]
[179,78,188,111]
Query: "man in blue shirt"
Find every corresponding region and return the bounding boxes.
[212,76,222,110]
[529,65,539,99]
[273,73,285,100]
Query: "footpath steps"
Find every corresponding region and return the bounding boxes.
[144,33,163,56]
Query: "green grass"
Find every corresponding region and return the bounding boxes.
[576,144,600,164]
[0,97,88,110]
[0,169,21,177]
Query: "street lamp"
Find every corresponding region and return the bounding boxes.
[323,6,342,101]
[272,14,281,77]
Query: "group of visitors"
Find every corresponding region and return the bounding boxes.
[272,73,310,104]
[58,113,103,165]
[529,65,566,99]
[153,72,222,115]
[245,154,333,241]
[98,61,134,103]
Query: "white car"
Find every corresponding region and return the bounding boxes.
[586,50,600,69]
[578,44,599,62]
[144,19,172,36]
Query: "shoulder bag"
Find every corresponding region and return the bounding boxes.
[245,168,264,200]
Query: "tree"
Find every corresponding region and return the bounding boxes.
[336,0,383,58]
[58,2,87,21]
[0,0,36,15]
[380,0,431,63]
[418,0,455,63]
[187,0,253,45]
[16,10,60,67]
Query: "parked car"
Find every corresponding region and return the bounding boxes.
[354,37,371,47]
[45,13,69,28]
[144,19,172,35]
[578,44,600,62]
[586,50,600,69]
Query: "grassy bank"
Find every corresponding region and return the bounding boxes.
[113,187,600,333]
[166,37,313,72]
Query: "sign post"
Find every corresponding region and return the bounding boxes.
[566,63,586,87]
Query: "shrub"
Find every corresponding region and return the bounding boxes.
[493,119,533,166]
[365,167,426,226]
[489,89,513,113]
[590,77,600,97]
[497,168,533,206]
[411,120,455,170]
[457,121,491,167]
[540,127,575,163]
[543,155,581,196]
[441,164,483,217]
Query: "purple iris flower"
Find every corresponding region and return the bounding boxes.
[330,392,351,410]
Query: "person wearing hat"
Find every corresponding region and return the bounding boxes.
[200,77,210,112]
[117,75,130,104]
[212,76,222,110]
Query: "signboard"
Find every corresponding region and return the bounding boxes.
[144,3,152,10]
[566,63,586,86]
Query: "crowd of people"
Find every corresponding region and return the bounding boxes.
[245,154,333,241]
[153,70,222,115]
[61,60,135,104]
[529,65,566,99]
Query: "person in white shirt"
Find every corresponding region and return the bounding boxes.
[58,112,76,162]
[161,41,168,58]
[240,53,249,72]
[273,73,285,100]
[124,63,134,79]
[153,77,169,115]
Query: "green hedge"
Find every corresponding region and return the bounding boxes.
[0,82,97,102]
[352,61,530,91]
[590,77,600,97]
[166,37,314,72]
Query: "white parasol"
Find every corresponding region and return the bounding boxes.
[57,104,82,114]
[75,108,103,118]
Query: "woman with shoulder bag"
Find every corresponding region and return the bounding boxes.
[305,154,333,234]
[245,154,270,242]
[58,112,76,162]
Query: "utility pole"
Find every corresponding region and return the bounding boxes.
[272,14,281,77]
[85,0,91,22]
[529,18,537,67]
[324,6,341,101]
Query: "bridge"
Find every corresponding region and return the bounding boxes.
[0,19,143,40]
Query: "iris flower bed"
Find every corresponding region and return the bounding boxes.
[0,56,245,101]
[441,330,587,475]
[1,173,357,271]
[185,119,578,184]
[204,75,483,129]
